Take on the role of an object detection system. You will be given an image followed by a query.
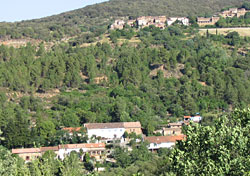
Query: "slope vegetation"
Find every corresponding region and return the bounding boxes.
[0,0,246,41]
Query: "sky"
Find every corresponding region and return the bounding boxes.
[0,0,108,22]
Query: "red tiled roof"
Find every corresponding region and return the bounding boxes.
[12,148,41,154]
[84,123,124,129]
[84,122,141,129]
[59,143,105,149]
[163,128,182,132]
[184,116,191,118]
[145,135,185,144]
[197,17,211,22]
[62,127,82,133]
[168,122,183,126]
[84,143,105,148]
[123,122,141,128]
[40,146,59,152]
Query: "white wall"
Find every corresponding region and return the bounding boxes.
[87,128,125,140]
[148,142,175,150]
[58,147,88,160]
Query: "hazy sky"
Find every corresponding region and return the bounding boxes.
[0,0,108,22]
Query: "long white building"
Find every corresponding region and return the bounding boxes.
[84,122,142,143]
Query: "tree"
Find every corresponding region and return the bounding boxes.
[0,146,17,176]
[168,108,250,175]
[60,152,85,176]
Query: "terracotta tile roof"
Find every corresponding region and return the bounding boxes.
[59,143,87,149]
[123,122,141,128]
[184,116,191,118]
[168,122,183,126]
[197,17,211,22]
[59,143,105,149]
[84,122,141,129]
[84,123,124,129]
[84,143,105,148]
[12,148,41,154]
[40,146,59,152]
[62,127,82,133]
[145,135,185,144]
[163,128,182,132]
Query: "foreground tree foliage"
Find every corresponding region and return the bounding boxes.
[168,108,250,175]
[101,109,250,176]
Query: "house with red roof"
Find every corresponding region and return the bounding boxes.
[144,135,185,152]
[12,148,42,162]
[12,143,106,162]
[84,122,142,143]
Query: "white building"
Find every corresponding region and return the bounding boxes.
[84,122,142,143]
[184,115,202,123]
[110,20,125,30]
[167,17,189,26]
[190,116,202,122]
[58,143,105,160]
[144,135,185,151]
[12,143,106,162]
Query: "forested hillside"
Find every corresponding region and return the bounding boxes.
[0,0,247,41]
[0,24,249,149]
[0,1,249,175]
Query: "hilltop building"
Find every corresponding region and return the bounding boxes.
[167,17,189,26]
[184,115,202,123]
[197,16,220,26]
[110,20,125,30]
[220,8,247,18]
[136,16,167,29]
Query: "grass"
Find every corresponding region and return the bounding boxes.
[199,27,250,37]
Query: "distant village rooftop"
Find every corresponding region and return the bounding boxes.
[145,135,185,144]
[84,122,141,129]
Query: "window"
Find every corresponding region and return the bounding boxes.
[26,156,30,161]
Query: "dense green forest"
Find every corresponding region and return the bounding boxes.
[0,24,249,149]
[0,1,249,175]
[0,0,247,41]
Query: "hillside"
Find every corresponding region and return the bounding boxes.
[0,0,246,41]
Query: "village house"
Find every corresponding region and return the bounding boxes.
[144,135,185,152]
[184,115,202,123]
[40,146,59,156]
[136,16,167,29]
[12,143,106,162]
[84,122,142,143]
[220,8,247,18]
[167,17,189,26]
[197,16,220,26]
[58,143,106,160]
[110,20,125,30]
[127,19,136,27]
[163,127,182,136]
[167,122,183,128]
[12,148,41,163]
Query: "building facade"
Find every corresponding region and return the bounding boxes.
[144,135,185,151]
[197,16,220,26]
[12,143,105,162]
[84,122,142,142]
[167,17,189,26]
